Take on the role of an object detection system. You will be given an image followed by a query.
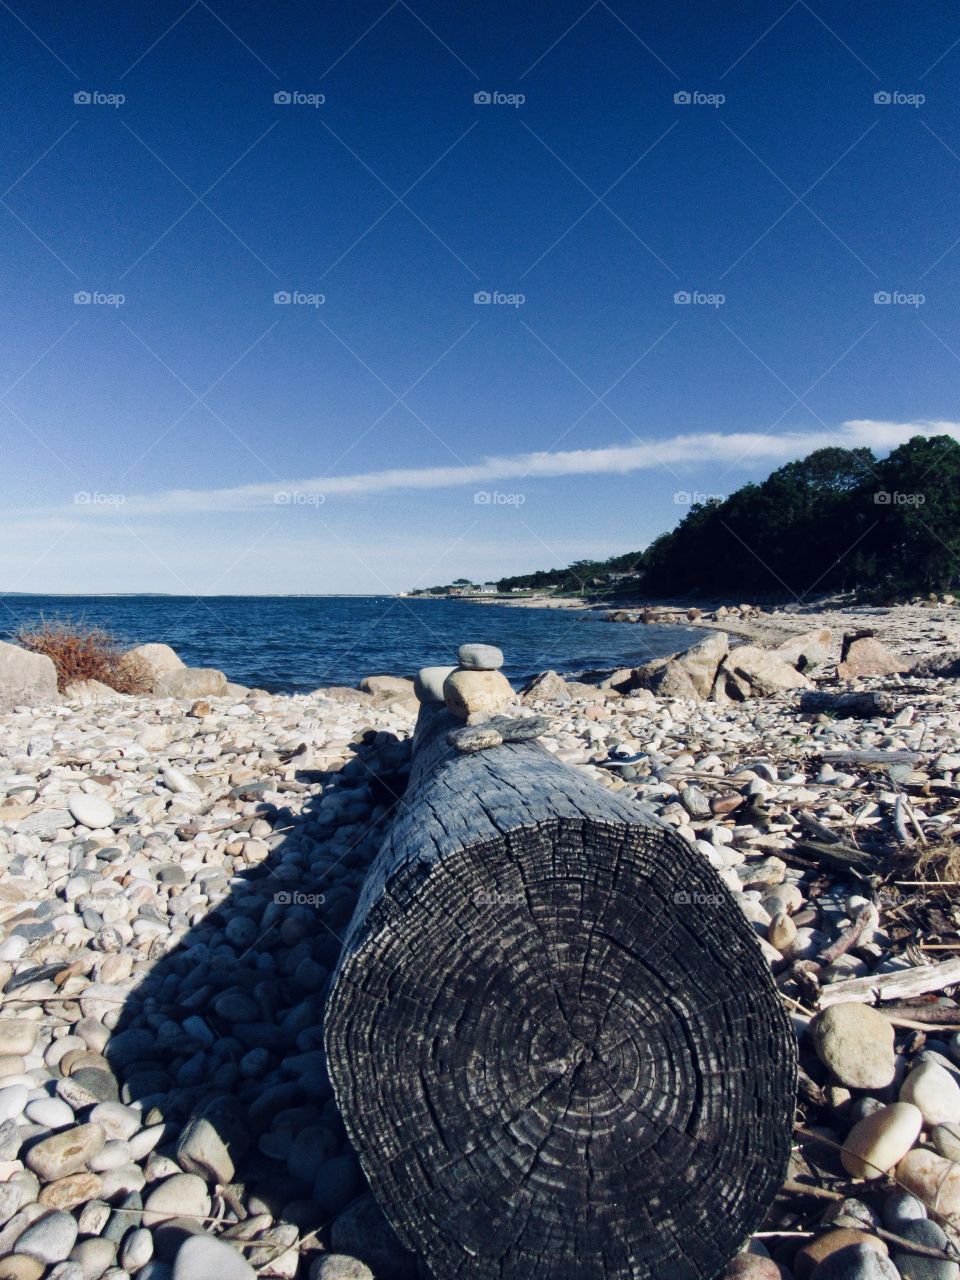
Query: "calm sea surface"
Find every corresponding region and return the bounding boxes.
[0,596,705,694]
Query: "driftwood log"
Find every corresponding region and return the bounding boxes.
[325,705,796,1280]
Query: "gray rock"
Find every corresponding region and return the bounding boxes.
[313,1154,364,1218]
[810,1243,901,1280]
[330,1194,418,1280]
[885,1182,926,1233]
[447,724,504,753]
[487,714,550,743]
[413,666,456,704]
[14,1209,79,1263]
[311,1257,374,1280]
[17,808,75,839]
[171,1234,256,1278]
[120,1227,154,1271]
[933,1121,960,1163]
[810,1004,896,1090]
[143,1173,211,1225]
[456,644,504,671]
[176,1115,235,1184]
[0,640,59,711]
[890,1218,958,1280]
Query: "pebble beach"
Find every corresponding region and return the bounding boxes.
[0,601,959,1279]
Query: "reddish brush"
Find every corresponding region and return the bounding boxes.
[15,621,151,695]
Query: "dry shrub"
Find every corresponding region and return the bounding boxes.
[905,837,960,884]
[15,621,152,695]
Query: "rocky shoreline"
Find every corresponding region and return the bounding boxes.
[0,608,959,1278]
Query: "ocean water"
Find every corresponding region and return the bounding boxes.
[0,595,705,694]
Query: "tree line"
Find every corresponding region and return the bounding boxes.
[488,435,960,600]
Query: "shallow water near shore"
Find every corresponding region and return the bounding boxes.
[0,594,704,693]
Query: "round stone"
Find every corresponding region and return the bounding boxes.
[898,1147,960,1221]
[794,1229,887,1280]
[37,1172,102,1211]
[25,1099,74,1130]
[143,1173,211,1225]
[841,1102,923,1180]
[0,1086,29,1124]
[900,1061,960,1126]
[120,1227,154,1270]
[808,1244,901,1280]
[882,1190,927,1233]
[26,1123,106,1182]
[14,1209,78,1264]
[890,1218,958,1280]
[171,1234,256,1278]
[811,1004,896,1090]
[67,793,115,831]
[414,666,457,705]
[310,1258,374,1280]
[457,644,505,671]
[933,1122,960,1162]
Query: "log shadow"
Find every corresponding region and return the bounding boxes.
[104,730,422,1280]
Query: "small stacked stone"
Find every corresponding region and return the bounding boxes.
[444,644,512,723]
[413,645,513,723]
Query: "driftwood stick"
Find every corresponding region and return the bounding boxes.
[817,904,880,966]
[325,703,797,1280]
[780,1180,959,1261]
[817,957,960,1008]
[800,691,895,719]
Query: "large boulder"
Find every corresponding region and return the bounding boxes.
[0,640,59,710]
[713,645,813,701]
[359,675,416,699]
[837,632,907,679]
[155,667,228,698]
[126,642,184,692]
[677,632,729,697]
[911,649,960,679]
[63,679,128,706]
[775,628,832,672]
[638,658,700,700]
[520,670,569,704]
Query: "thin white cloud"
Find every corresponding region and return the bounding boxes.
[59,419,960,516]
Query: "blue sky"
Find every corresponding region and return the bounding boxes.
[2,0,959,593]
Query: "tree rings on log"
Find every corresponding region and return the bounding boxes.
[326,715,796,1280]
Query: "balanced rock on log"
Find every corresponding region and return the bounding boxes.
[325,644,797,1280]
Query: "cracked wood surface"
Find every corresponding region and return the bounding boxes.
[325,706,796,1279]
